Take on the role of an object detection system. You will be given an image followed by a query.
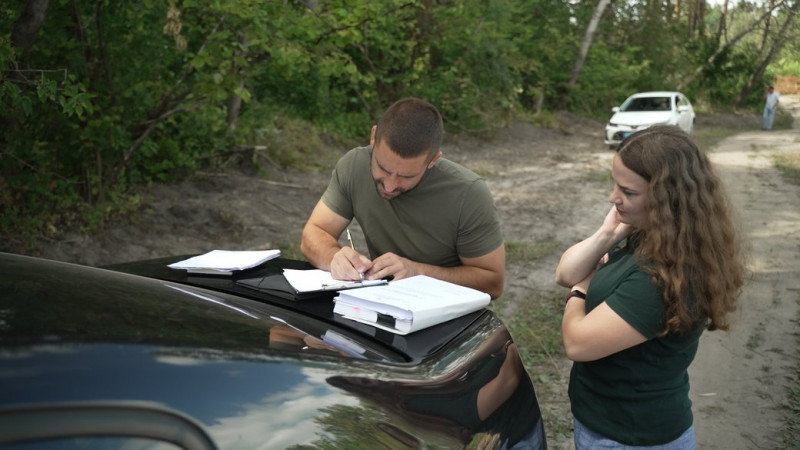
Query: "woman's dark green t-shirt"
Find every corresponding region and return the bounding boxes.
[568,244,703,446]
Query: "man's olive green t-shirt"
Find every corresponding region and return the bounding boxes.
[321,146,502,266]
[569,243,703,445]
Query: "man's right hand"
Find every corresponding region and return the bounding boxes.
[330,247,372,281]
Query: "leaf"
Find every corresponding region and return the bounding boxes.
[233,86,251,103]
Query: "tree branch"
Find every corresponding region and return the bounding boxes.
[676,1,786,91]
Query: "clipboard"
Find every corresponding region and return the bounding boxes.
[237,272,387,301]
[237,274,330,300]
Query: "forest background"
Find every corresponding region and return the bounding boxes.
[1,0,799,251]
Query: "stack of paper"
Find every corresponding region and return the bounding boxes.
[168,249,281,275]
[333,275,491,335]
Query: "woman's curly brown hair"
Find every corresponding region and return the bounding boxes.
[618,125,746,335]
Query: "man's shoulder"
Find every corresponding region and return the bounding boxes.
[340,145,371,160]
[335,146,371,169]
[425,159,494,204]
[435,157,481,181]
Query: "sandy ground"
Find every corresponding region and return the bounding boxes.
[23,98,800,448]
[688,96,800,449]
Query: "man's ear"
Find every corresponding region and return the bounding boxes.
[427,151,443,169]
[369,125,377,148]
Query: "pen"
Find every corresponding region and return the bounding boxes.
[346,228,365,281]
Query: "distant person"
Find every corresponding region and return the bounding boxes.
[763,85,780,130]
[555,125,745,448]
[301,97,505,299]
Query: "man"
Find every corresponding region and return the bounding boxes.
[763,85,780,130]
[301,97,505,299]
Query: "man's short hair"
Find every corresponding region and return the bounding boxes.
[374,97,443,159]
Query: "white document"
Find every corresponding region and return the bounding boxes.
[333,275,491,335]
[282,269,387,294]
[168,249,281,274]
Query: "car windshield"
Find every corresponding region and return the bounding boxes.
[621,96,671,112]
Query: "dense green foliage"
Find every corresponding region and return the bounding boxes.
[1,0,798,247]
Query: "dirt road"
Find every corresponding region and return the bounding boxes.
[688,96,800,449]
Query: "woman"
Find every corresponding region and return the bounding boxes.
[555,125,745,448]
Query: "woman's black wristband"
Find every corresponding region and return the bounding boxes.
[564,289,586,305]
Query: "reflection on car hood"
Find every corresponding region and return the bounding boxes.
[0,342,364,448]
[609,111,673,126]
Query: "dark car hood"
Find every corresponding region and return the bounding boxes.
[105,254,489,364]
[0,253,542,449]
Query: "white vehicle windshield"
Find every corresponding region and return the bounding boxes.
[621,96,671,112]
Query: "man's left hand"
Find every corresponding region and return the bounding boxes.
[366,252,418,281]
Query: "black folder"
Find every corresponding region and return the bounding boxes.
[237,274,337,301]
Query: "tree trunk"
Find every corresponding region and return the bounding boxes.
[569,0,611,87]
[688,0,707,38]
[226,79,244,136]
[226,31,249,137]
[11,0,50,48]
[759,0,776,53]
[714,0,729,44]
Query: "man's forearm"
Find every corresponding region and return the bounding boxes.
[300,225,341,270]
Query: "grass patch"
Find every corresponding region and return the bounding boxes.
[490,288,573,445]
[774,108,794,130]
[773,152,800,185]
[693,125,738,151]
[585,170,611,183]
[502,291,564,371]
[780,368,800,448]
[492,238,574,443]
[0,191,144,257]
[516,110,561,130]
[276,240,305,260]
[505,239,561,265]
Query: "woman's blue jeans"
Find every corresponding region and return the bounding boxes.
[573,417,695,449]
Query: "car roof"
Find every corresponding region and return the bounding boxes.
[627,91,685,97]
